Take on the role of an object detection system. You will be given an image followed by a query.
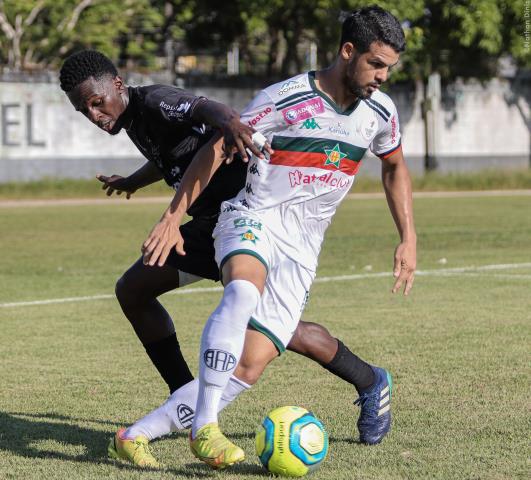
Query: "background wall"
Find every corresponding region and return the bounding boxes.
[0,78,529,182]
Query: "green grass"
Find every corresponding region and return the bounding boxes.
[1,168,530,199]
[1,195,530,479]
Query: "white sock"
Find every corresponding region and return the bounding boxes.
[124,376,251,440]
[191,279,260,437]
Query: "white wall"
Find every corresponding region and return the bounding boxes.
[0,78,529,182]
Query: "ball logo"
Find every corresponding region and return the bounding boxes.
[177,403,194,428]
[204,349,237,372]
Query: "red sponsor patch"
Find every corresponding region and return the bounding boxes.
[247,107,272,127]
[281,97,325,125]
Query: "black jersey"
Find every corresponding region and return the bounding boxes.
[116,84,247,218]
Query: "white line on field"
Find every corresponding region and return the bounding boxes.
[1,262,530,309]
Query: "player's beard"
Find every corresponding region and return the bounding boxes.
[344,55,372,100]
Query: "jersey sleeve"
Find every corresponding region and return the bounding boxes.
[369,99,402,158]
[240,90,283,137]
[144,86,206,125]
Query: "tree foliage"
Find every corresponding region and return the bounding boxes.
[0,0,527,79]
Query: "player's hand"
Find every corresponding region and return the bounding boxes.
[96,174,136,199]
[142,217,186,267]
[220,113,273,164]
[391,240,416,295]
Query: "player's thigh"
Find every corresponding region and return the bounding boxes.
[117,256,181,298]
[251,258,315,353]
[235,329,279,385]
[165,216,220,282]
[214,212,271,292]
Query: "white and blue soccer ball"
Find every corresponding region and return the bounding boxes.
[255,405,329,477]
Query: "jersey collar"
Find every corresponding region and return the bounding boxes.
[307,71,360,116]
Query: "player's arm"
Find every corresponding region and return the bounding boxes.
[142,133,226,266]
[380,146,417,295]
[96,161,163,199]
[191,99,267,162]
[150,87,268,163]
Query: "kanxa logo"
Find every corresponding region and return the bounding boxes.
[177,403,194,428]
[204,349,236,372]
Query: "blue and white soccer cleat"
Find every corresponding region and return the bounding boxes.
[354,366,392,445]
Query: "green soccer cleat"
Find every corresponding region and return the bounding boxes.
[189,423,245,469]
[107,428,160,468]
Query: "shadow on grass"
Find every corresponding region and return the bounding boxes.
[0,411,212,476]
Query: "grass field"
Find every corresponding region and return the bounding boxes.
[1,168,531,199]
[1,194,530,479]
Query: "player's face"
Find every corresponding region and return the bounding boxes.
[67,76,127,135]
[342,42,400,99]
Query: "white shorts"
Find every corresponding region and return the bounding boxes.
[213,210,315,352]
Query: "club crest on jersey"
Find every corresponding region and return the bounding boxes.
[282,97,325,125]
[240,229,259,244]
[324,144,347,168]
[299,118,321,130]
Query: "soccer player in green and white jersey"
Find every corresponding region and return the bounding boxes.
[139,5,416,468]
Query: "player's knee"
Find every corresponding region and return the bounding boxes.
[115,272,140,309]
[234,359,264,385]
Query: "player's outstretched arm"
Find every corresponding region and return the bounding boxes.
[142,133,226,266]
[380,147,417,295]
[192,100,272,163]
[96,161,163,199]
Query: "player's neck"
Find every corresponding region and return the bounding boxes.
[314,65,358,110]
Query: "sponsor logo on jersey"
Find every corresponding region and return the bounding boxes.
[245,182,254,195]
[177,404,194,428]
[282,97,325,125]
[277,79,306,96]
[390,115,397,143]
[240,229,259,244]
[299,118,321,130]
[324,144,347,168]
[204,349,236,372]
[288,169,351,189]
[234,218,262,230]
[249,162,260,175]
[328,122,350,137]
[248,107,272,127]
[160,100,192,119]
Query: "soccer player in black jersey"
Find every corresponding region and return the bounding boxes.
[60,50,382,464]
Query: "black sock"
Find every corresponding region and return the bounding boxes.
[322,340,375,394]
[144,333,194,394]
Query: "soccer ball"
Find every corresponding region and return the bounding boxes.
[255,406,329,477]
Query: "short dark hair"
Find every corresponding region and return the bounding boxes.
[59,50,118,93]
[340,5,405,54]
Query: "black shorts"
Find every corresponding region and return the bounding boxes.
[165,215,220,281]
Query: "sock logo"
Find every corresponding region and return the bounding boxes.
[176,403,194,429]
[203,349,236,372]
